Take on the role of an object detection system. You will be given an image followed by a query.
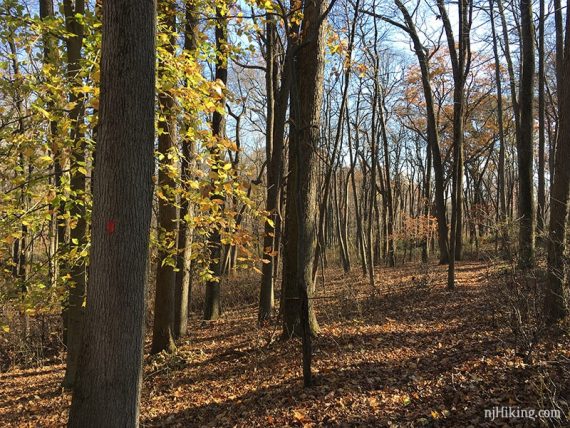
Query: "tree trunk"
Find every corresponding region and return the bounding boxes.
[204,2,228,321]
[346,91,368,274]
[151,0,177,354]
[62,0,87,388]
[282,0,325,340]
[292,0,326,387]
[68,0,155,424]
[546,6,570,322]
[436,0,471,287]
[517,0,536,268]
[40,0,62,289]
[394,0,449,264]
[259,16,285,322]
[379,90,395,267]
[489,0,508,254]
[174,0,199,339]
[537,0,546,237]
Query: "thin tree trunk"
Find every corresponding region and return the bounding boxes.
[174,0,199,339]
[62,0,86,388]
[489,0,508,253]
[379,90,395,267]
[313,0,359,276]
[546,3,570,322]
[40,0,61,288]
[151,0,177,354]
[347,91,368,274]
[537,0,546,237]
[6,33,30,336]
[437,0,471,287]
[259,16,285,322]
[392,0,449,264]
[204,2,228,321]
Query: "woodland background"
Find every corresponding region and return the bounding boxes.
[0,0,569,425]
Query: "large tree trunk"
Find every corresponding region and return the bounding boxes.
[291,0,326,386]
[151,0,177,354]
[68,0,156,424]
[282,0,325,339]
[517,0,536,268]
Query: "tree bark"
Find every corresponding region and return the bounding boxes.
[517,0,536,268]
[292,0,327,386]
[546,4,570,322]
[204,2,228,321]
[62,0,86,388]
[488,0,508,253]
[174,0,199,339]
[282,0,325,339]
[151,0,178,354]
[68,0,155,424]
[537,0,546,236]
[259,16,285,322]
[379,89,395,267]
[436,0,471,287]
[40,0,62,289]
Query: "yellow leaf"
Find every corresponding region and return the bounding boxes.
[156,189,167,201]
[33,105,52,120]
[368,396,379,408]
[37,155,53,166]
[292,410,308,423]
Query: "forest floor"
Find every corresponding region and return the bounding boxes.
[1,258,569,427]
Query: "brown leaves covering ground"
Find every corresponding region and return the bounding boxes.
[1,260,569,427]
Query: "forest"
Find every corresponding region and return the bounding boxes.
[0,0,569,425]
